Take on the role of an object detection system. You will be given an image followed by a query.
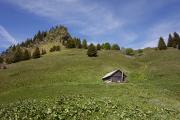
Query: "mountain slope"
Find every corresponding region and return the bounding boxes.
[0,48,179,119]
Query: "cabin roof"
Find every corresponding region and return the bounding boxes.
[102,69,126,79]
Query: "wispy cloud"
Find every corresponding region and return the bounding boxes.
[3,0,180,49]
[0,25,17,50]
[6,0,123,36]
[142,17,180,48]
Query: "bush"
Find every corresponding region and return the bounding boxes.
[32,47,41,59]
[50,46,61,52]
[111,44,120,50]
[41,49,47,55]
[66,39,76,48]
[5,57,13,64]
[103,42,111,50]
[0,57,3,63]
[23,49,31,60]
[96,44,101,50]
[87,44,97,57]
[126,48,134,56]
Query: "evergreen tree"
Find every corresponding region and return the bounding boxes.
[13,47,23,63]
[101,43,105,49]
[41,49,47,55]
[23,49,31,60]
[66,39,76,48]
[0,56,3,63]
[167,34,173,47]
[126,48,134,56]
[32,47,41,59]
[55,46,61,51]
[75,38,82,48]
[82,39,87,49]
[12,45,16,51]
[158,37,167,50]
[5,57,13,64]
[96,44,101,50]
[172,32,180,48]
[111,44,120,50]
[104,42,111,50]
[87,43,97,57]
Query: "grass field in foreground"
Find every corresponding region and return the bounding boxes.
[0,48,179,119]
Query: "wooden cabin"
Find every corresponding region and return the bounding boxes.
[102,70,127,83]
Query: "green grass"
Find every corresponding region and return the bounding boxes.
[0,48,180,119]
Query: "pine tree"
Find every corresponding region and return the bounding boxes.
[126,48,134,56]
[158,37,167,50]
[104,42,111,50]
[167,34,173,47]
[82,39,87,49]
[96,44,101,50]
[41,49,47,55]
[172,32,180,48]
[66,39,76,48]
[101,43,105,49]
[87,43,97,57]
[75,38,82,48]
[23,49,31,60]
[13,47,23,63]
[32,47,41,59]
[111,44,120,50]
[0,56,3,63]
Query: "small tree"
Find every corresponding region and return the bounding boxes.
[101,43,105,49]
[23,49,31,60]
[96,44,101,50]
[126,48,134,56]
[75,39,82,49]
[32,47,41,59]
[0,57,3,63]
[82,39,87,49]
[87,43,97,57]
[104,42,111,50]
[172,32,180,48]
[55,46,61,51]
[13,47,23,63]
[167,34,173,47]
[66,39,76,48]
[111,44,120,50]
[158,37,167,50]
[41,49,47,55]
[5,57,13,64]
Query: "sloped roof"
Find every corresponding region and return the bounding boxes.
[102,70,120,79]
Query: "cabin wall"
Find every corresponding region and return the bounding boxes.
[103,71,126,82]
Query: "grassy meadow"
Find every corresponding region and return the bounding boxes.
[0,48,180,119]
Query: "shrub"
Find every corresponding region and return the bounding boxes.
[0,57,3,63]
[5,57,13,64]
[96,44,101,50]
[87,44,97,57]
[111,44,120,50]
[41,49,47,55]
[32,47,41,59]
[50,46,60,52]
[23,49,31,60]
[66,39,76,48]
[126,48,134,56]
[103,42,111,50]
[82,39,87,49]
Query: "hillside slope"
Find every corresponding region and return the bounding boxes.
[0,48,179,119]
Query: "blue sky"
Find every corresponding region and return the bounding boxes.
[0,0,180,51]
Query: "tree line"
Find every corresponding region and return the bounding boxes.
[158,32,180,50]
[0,25,122,64]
